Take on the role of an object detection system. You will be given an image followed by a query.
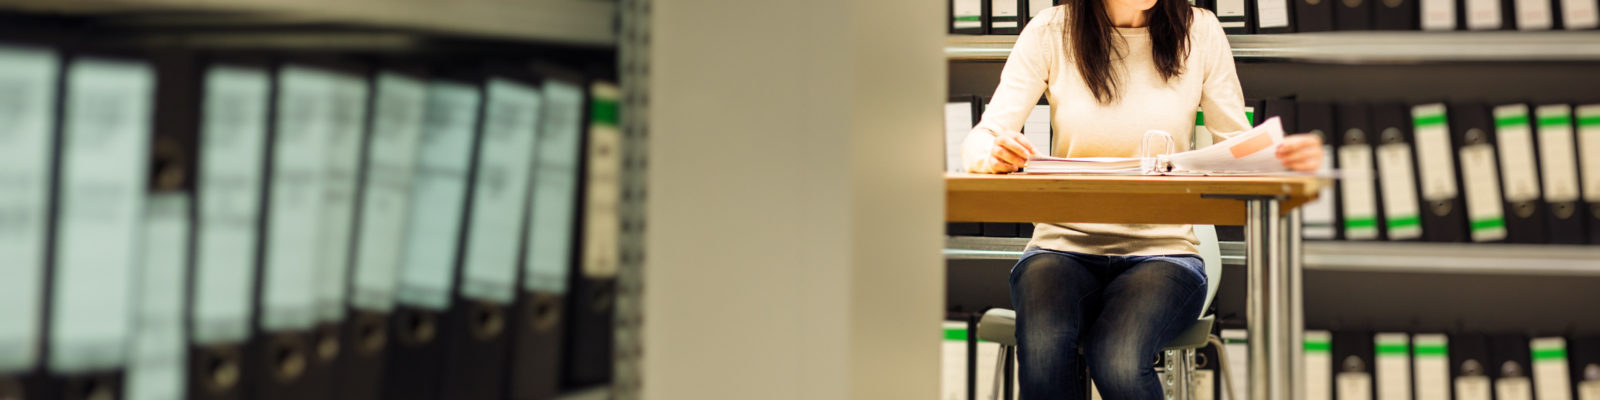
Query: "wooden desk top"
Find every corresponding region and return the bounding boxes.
[946,173,1328,225]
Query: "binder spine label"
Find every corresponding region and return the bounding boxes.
[1515,0,1555,29]
[1195,369,1216,400]
[1413,105,1460,200]
[397,81,481,311]
[992,0,1020,27]
[1218,0,1249,28]
[1337,372,1373,400]
[583,85,623,280]
[461,78,543,304]
[1582,380,1600,400]
[940,323,967,400]
[1223,329,1250,400]
[1456,376,1492,400]
[1257,0,1292,28]
[0,45,57,372]
[1466,0,1504,29]
[130,195,191,400]
[1421,0,1458,30]
[195,65,270,344]
[52,58,154,373]
[1497,376,1534,400]
[1338,143,1380,239]
[1563,0,1600,29]
[1460,142,1509,241]
[1578,105,1600,202]
[525,79,584,295]
[1376,141,1423,239]
[1412,334,1450,400]
[954,0,984,29]
[1302,143,1339,239]
[1306,331,1334,400]
[1375,333,1411,400]
[1531,338,1573,400]
[351,72,427,313]
[1494,106,1542,203]
[314,73,370,323]
[1536,105,1581,203]
[946,102,975,172]
[263,66,333,331]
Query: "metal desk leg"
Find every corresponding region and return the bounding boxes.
[1245,199,1283,400]
[1286,209,1305,400]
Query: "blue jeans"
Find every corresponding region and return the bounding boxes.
[1009,248,1208,400]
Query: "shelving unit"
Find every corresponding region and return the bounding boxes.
[948,32,1600,62]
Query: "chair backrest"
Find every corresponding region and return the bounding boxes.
[1192,224,1222,320]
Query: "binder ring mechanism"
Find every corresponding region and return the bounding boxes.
[1138,130,1176,174]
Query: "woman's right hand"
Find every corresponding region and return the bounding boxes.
[968,130,1037,174]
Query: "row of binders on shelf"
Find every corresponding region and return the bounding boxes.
[1261,99,1600,245]
[950,0,1600,35]
[0,41,620,400]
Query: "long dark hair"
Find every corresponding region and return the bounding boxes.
[1066,0,1193,104]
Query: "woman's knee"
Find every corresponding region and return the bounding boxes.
[1085,340,1155,392]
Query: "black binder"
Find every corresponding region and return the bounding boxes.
[1491,103,1549,244]
[1450,102,1510,243]
[989,0,1023,34]
[951,0,987,34]
[1332,330,1376,400]
[508,66,587,400]
[947,94,983,237]
[437,67,543,400]
[1294,0,1336,31]
[307,58,371,400]
[133,48,199,400]
[1375,0,1421,29]
[1336,103,1385,241]
[1298,101,1342,239]
[1584,105,1600,244]
[1564,0,1600,29]
[1411,103,1469,243]
[0,41,60,400]
[1571,336,1600,399]
[379,71,485,400]
[188,54,273,400]
[1450,334,1495,400]
[1372,103,1425,241]
[982,222,1020,237]
[1532,104,1587,244]
[561,79,622,391]
[1336,0,1376,29]
[1218,0,1253,33]
[1491,335,1537,399]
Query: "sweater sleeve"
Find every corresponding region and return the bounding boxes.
[1194,9,1250,141]
[962,6,1058,171]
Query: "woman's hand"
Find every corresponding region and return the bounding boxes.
[969,131,1038,174]
[1276,133,1324,172]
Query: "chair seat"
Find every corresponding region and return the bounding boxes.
[976,308,1213,350]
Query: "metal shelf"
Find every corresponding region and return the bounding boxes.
[948,31,1600,63]
[946,236,1600,276]
[0,0,617,47]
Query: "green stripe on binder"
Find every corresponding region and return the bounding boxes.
[1495,114,1530,128]
[1345,217,1378,229]
[1537,115,1572,128]
[1376,343,1409,355]
[944,328,967,342]
[1414,114,1447,128]
[1470,218,1506,231]
[1533,348,1568,361]
[1195,111,1204,126]
[1225,338,1248,344]
[1414,344,1448,357]
[592,97,620,126]
[1387,215,1421,229]
[1246,110,1255,123]
[1579,115,1600,127]
[955,16,982,22]
[1305,341,1332,353]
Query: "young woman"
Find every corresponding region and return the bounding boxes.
[960,0,1323,397]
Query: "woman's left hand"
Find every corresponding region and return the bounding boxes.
[1276,133,1323,172]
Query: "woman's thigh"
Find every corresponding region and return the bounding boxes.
[1082,256,1208,375]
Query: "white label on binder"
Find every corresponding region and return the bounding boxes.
[1258,0,1291,28]
[1413,104,1460,200]
[1578,104,1600,202]
[314,72,369,323]
[350,72,427,313]
[1377,140,1423,240]
[1563,0,1600,29]
[1218,0,1248,27]
[1422,0,1458,30]
[584,83,622,279]
[461,78,542,304]
[129,195,191,400]
[946,102,974,172]
[0,45,57,372]
[1460,142,1508,241]
[1516,0,1555,29]
[261,66,332,331]
[1030,0,1054,17]
[1338,372,1373,400]
[1339,143,1380,240]
[1025,104,1052,155]
[1581,380,1600,400]
[397,81,481,311]
[1467,0,1504,29]
[1307,331,1335,400]
[1303,144,1338,239]
[1375,333,1412,400]
[1494,105,1541,202]
[992,0,1020,27]
[1413,334,1451,400]
[940,322,966,400]
[525,78,584,295]
[1223,329,1250,400]
[1457,376,1493,400]
[1531,337,1573,400]
[954,0,984,29]
[193,66,270,344]
[1498,376,1534,400]
[1536,105,1581,203]
[1195,369,1216,400]
[51,57,154,373]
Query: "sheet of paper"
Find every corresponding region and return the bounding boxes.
[1164,117,1290,174]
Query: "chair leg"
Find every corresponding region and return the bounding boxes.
[1164,349,1196,400]
[992,345,1009,400]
